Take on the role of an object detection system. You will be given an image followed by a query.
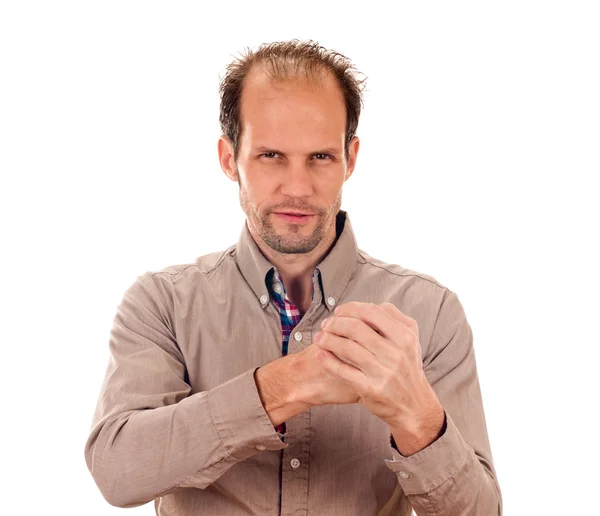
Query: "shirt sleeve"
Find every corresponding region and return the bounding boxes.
[383,289,503,515]
[84,272,288,509]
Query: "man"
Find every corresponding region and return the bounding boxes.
[85,39,502,515]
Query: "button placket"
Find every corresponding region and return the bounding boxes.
[280,407,310,514]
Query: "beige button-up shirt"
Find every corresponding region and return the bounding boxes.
[84,210,503,515]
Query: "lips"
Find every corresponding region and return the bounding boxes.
[273,212,316,224]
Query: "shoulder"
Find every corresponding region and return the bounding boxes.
[144,244,236,290]
[356,248,450,299]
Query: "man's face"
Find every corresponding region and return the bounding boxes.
[219,67,359,255]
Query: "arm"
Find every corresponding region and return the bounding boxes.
[84,272,287,508]
[383,290,503,515]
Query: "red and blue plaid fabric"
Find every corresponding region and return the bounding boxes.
[269,266,320,438]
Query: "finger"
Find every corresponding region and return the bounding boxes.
[379,302,419,339]
[315,331,378,377]
[333,302,406,342]
[321,315,382,356]
[316,348,370,392]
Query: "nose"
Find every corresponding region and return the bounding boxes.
[279,161,315,198]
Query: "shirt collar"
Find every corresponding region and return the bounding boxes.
[233,209,359,312]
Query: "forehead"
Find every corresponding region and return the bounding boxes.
[239,67,346,148]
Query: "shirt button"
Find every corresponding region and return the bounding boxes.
[294,331,303,341]
[274,283,282,294]
[398,471,410,479]
[327,296,336,306]
[260,294,268,304]
[255,444,266,451]
[290,458,300,469]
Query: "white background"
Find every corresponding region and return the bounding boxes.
[1,1,598,514]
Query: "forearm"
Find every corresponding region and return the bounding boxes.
[85,273,293,508]
[383,289,503,515]
[386,410,502,515]
[254,354,311,428]
[85,368,287,508]
[388,401,446,457]
[86,392,217,507]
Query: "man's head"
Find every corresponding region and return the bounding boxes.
[217,39,367,255]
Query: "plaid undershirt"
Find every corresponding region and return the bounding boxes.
[269,266,320,438]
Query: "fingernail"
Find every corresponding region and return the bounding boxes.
[314,332,322,342]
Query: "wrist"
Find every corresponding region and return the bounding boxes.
[389,404,446,456]
[255,357,309,427]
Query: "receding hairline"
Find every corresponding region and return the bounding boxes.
[243,58,335,91]
[219,40,367,164]
[236,63,347,152]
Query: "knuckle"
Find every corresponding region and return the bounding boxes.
[363,302,378,315]
[349,318,361,330]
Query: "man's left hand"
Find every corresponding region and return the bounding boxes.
[314,301,443,433]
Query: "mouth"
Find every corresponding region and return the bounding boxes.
[273,212,316,223]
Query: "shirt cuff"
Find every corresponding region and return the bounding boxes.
[383,410,471,495]
[207,367,288,461]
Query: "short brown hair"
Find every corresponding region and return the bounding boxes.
[218,39,367,163]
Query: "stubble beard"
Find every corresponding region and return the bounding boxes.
[238,175,342,255]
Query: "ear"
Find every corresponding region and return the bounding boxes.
[218,135,238,182]
[344,136,360,180]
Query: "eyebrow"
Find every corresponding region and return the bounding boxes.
[254,145,342,155]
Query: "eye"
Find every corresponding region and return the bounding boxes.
[259,152,333,161]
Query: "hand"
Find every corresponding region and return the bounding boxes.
[292,338,360,407]
[313,302,442,429]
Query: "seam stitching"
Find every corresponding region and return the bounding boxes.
[207,389,235,461]
[357,253,452,293]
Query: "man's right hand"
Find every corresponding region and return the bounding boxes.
[255,343,360,428]
[292,342,361,407]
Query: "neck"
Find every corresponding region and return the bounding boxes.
[248,217,338,313]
